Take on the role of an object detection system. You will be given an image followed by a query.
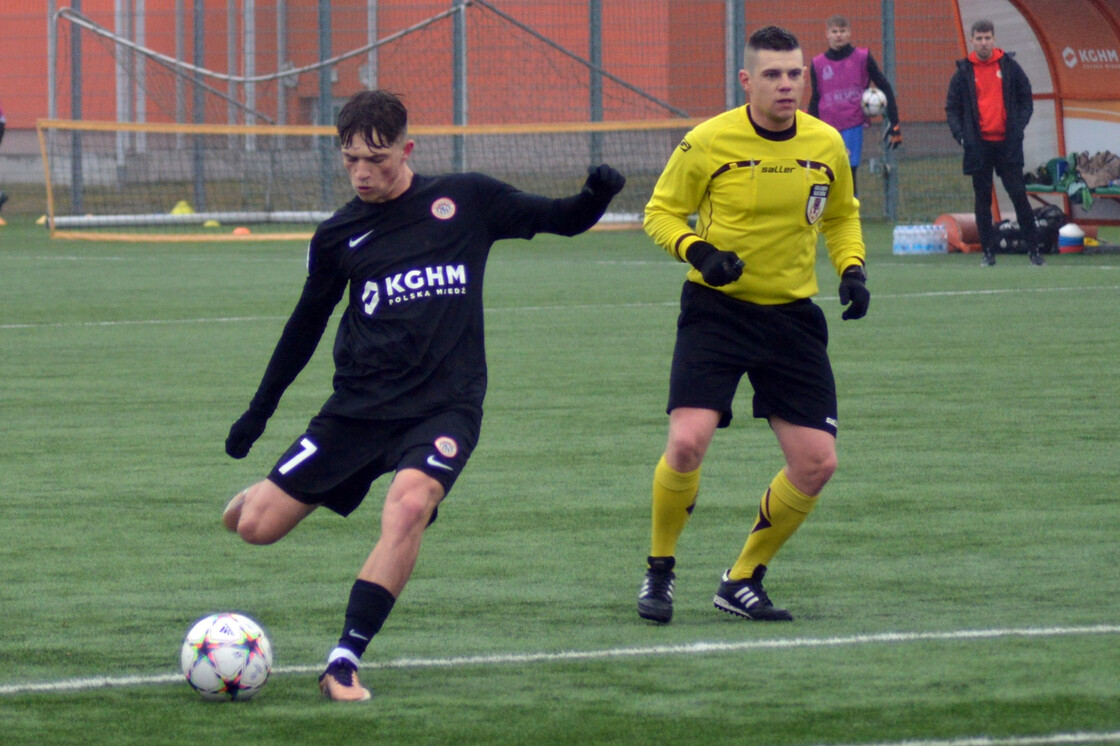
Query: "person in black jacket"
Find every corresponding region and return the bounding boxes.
[946,19,1043,266]
[221,89,625,701]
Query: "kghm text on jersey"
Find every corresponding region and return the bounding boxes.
[362,264,468,315]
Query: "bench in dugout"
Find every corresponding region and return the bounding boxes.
[1025,152,1120,227]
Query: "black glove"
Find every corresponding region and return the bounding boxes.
[583,164,626,200]
[838,265,870,320]
[884,123,902,150]
[687,241,744,287]
[226,408,270,459]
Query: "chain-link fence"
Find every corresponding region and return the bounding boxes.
[2,0,976,222]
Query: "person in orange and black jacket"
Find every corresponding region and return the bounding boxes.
[946,18,1044,267]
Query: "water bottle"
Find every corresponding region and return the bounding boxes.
[934,224,948,253]
[899,226,913,254]
[903,226,915,255]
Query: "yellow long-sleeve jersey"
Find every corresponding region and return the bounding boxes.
[644,106,865,305]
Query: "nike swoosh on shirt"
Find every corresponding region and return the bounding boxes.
[426,455,455,472]
[349,230,374,248]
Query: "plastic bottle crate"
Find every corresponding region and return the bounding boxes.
[892,224,948,255]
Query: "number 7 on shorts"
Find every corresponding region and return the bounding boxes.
[278,437,318,475]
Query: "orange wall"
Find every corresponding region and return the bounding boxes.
[4,8,51,128]
[2,1,973,130]
[667,1,723,117]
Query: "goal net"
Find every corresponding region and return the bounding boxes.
[38,117,698,242]
[45,2,712,241]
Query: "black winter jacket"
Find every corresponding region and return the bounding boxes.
[945,52,1033,175]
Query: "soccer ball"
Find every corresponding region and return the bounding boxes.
[860,87,887,118]
[181,612,273,701]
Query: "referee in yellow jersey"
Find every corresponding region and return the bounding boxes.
[637,25,868,624]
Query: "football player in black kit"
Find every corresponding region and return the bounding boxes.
[221,89,625,701]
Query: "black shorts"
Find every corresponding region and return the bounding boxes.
[267,406,482,516]
[667,282,838,435]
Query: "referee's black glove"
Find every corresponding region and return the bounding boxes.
[583,164,626,200]
[687,241,744,287]
[838,265,870,320]
[226,407,270,459]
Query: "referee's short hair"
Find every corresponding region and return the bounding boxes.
[337,90,408,149]
[747,25,800,56]
[744,25,800,71]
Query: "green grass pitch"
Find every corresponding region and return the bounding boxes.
[1,217,1118,745]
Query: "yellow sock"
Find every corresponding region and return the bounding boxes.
[650,454,700,558]
[729,470,818,580]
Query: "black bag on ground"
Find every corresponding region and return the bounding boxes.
[1032,204,1066,254]
[994,220,1026,254]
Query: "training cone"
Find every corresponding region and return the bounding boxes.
[1058,224,1085,253]
[36,215,47,225]
[203,219,221,228]
[232,226,251,236]
[170,200,195,215]
[0,217,7,226]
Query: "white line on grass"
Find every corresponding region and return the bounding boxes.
[2,286,1119,331]
[821,732,1120,746]
[1,255,299,264]
[872,285,1120,299]
[0,315,289,330]
[1,623,1116,696]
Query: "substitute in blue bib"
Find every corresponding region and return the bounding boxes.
[638,25,868,626]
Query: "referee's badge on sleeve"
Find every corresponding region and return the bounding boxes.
[805,184,829,225]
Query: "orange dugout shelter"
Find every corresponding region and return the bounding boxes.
[953,0,1120,225]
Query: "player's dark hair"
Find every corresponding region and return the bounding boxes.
[970,19,995,36]
[826,15,849,29]
[337,90,408,149]
[747,25,800,54]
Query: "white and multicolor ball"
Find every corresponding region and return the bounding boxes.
[860,87,888,117]
[181,612,273,701]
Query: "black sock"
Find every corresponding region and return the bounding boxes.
[338,580,396,659]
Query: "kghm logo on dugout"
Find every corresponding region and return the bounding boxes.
[1062,45,1120,69]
